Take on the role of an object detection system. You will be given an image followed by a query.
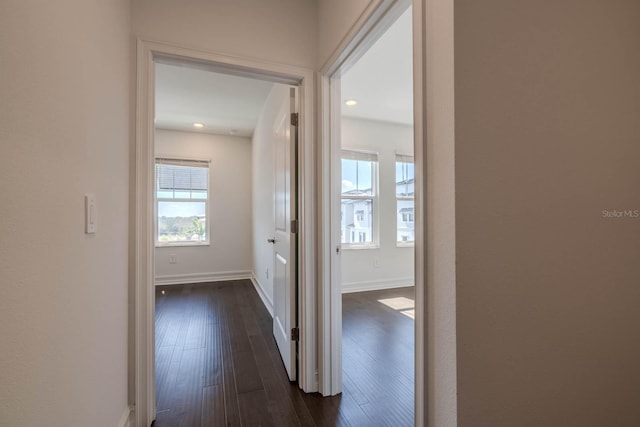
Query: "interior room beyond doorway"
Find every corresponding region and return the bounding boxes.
[338,5,415,426]
[151,57,304,424]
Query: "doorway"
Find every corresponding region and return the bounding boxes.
[321,1,423,418]
[152,60,301,424]
[331,4,416,425]
[134,41,316,427]
[341,7,415,424]
[319,1,457,425]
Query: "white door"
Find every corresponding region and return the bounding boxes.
[271,87,298,381]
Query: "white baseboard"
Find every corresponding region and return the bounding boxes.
[154,270,252,286]
[116,406,131,427]
[250,273,274,317]
[342,277,414,294]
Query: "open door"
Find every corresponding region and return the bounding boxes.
[271,87,298,381]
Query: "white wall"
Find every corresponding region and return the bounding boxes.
[341,117,414,292]
[455,1,640,425]
[132,0,317,70]
[0,1,131,426]
[154,130,252,283]
[251,85,291,311]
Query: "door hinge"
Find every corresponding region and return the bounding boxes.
[291,219,298,234]
[291,327,299,342]
[290,112,299,127]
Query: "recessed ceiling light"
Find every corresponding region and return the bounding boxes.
[345,99,358,107]
[193,123,204,128]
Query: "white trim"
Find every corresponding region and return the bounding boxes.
[420,0,458,425]
[319,0,384,74]
[294,59,318,396]
[318,70,344,396]
[342,278,414,294]
[134,39,318,427]
[133,38,156,427]
[116,406,132,427]
[155,241,210,248]
[250,273,274,317]
[318,0,414,399]
[154,271,252,286]
[412,2,426,424]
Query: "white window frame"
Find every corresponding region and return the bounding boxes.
[155,156,211,247]
[341,149,379,250]
[396,154,415,247]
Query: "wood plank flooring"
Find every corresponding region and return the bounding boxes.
[154,280,414,427]
[342,287,415,426]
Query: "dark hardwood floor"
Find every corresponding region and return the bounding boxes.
[154,280,414,426]
[342,286,415,426]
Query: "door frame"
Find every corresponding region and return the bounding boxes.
[133,39,316,427]
[317,0,457,426]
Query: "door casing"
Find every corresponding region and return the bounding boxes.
[133,39,316,427]
[318,0,414,397]
[318,1,458,426]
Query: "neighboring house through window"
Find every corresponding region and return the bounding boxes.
[341,150,378,247]
[396,154,415,245]
[155,157,210,245]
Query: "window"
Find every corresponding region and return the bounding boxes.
[155,157,210,245]
[400,208,414,222]
[341,150,378,247]
[396,154,415,245]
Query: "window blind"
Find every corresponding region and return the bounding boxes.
[341,150,378,162]
[155,158,209,193]
[156,158,210,168]
[395,154,414,164]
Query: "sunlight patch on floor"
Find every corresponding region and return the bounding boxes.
[378,296,415,319]
[401,309,415,319]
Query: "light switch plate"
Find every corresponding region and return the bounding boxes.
[85,193,97,234]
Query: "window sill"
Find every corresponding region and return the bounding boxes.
[396,242,415,248]
[156,242,210,248]
[341,244,379,251]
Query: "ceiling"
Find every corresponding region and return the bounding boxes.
[154,7,412,137]
[341,7,413,125]
[155,63,274,137]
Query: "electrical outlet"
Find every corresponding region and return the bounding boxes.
[374,257,381,268]
[169,254,177,264]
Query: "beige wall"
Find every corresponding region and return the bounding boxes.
[316,0,373,68]
[0,1,131,426]
[132,0,317,70]
[455,1,640,425]
[3,1,638,425]
[132,0,376,70]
